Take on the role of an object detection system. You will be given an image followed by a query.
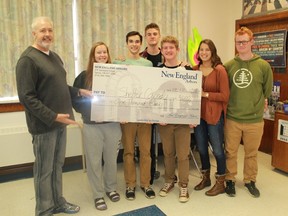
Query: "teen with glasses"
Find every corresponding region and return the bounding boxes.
[224,27,273,198]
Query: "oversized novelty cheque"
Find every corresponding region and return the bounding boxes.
[91,63,202,125]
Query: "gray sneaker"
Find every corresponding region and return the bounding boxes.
[53,202,80,214]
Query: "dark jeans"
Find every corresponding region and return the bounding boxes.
[194,113,226,175]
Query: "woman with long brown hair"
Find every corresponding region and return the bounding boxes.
[73,42,121,211]
[193,39,230,196]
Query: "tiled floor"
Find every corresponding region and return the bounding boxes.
[1,145,288,216]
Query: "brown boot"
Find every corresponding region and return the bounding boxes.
[205,174,225,196]
[194,170,211,190]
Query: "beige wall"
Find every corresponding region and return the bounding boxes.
[0,112,83,167]
[188,0,243,63]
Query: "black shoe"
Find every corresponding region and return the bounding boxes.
[141,186,156,199]
[174,175,178,183]
[245,181,260,198]
[125,187,135,200]
[225,180,236,197]
[154,171,160,180]
[53,202,80,214]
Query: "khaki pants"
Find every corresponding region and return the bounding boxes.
[121,123,152,188]
[158,124,190,186]
[224,119,264,183]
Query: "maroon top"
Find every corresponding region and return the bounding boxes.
[193,64,230,125]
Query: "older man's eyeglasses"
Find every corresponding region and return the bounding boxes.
[235,40,250,46]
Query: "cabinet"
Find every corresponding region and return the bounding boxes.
[272,112,288,172]
[259,118,274,154]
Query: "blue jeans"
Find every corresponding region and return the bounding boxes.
[194,113,226,175]
[32,127,67,216]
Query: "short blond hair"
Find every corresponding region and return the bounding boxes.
[161,36,179,49]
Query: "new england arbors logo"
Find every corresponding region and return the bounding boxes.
[233,68,253,88]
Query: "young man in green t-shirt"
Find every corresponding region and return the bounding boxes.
[113,31,155,200]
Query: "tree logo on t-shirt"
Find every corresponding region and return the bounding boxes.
[233,68,252,88]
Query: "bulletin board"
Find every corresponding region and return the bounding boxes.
[252,29,287,68]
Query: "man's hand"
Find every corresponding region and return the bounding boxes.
[55,114,78,125]
[264,98,268,112]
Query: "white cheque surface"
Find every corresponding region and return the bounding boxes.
[91,63,202,125]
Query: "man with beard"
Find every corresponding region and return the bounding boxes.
[16,16,91,216]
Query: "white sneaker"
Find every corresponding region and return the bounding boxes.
[159,182,174,197]
[179,184,189,203]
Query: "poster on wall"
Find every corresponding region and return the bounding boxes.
[252,29,287,68]
[277,119,288,143]
[243,0,288,18]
